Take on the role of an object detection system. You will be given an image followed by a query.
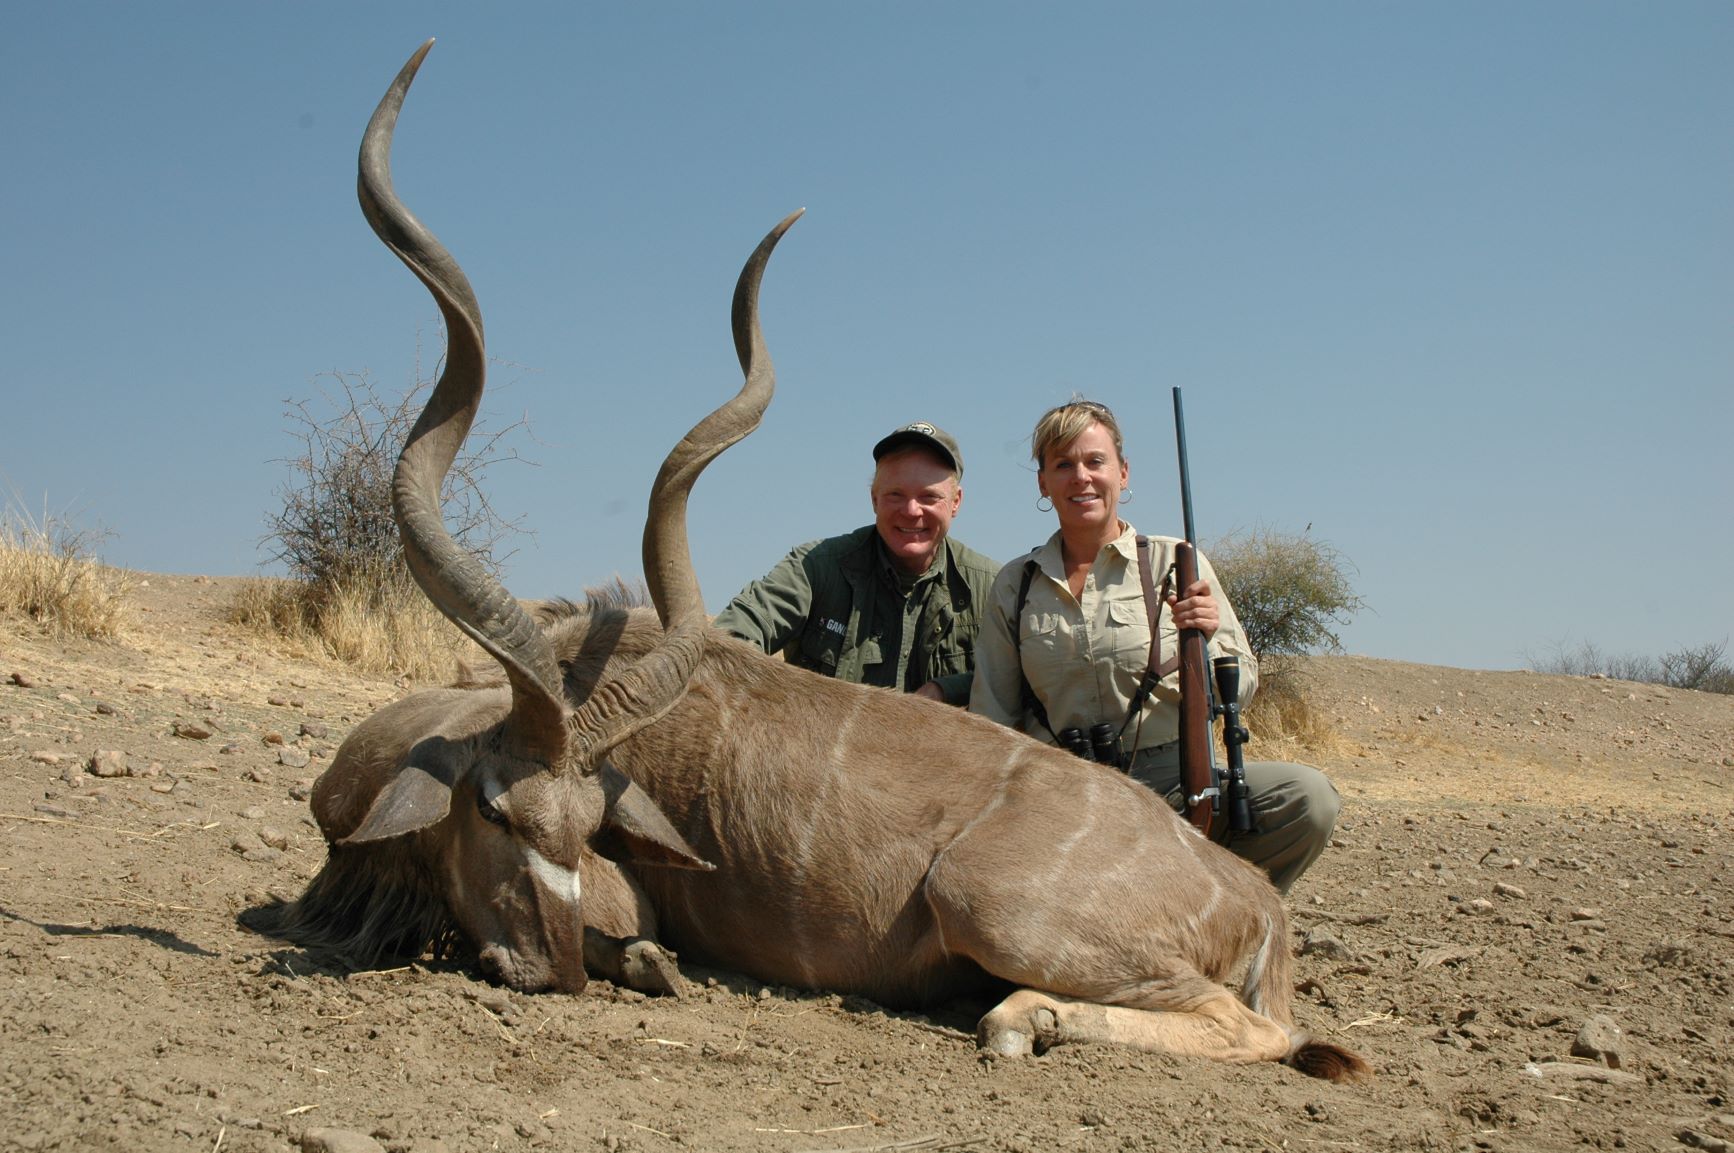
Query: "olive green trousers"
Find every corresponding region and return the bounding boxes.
[1125,744,1341,895]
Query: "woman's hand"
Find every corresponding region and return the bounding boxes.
[1168,578,1220,639]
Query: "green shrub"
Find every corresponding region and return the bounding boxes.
[1206,526,1365,660]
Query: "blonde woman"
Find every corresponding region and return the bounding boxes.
[968,399,1339,894]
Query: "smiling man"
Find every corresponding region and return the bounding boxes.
[712,423,999,705]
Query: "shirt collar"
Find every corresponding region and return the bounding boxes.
[1035,522,1137,579]
[874,533,948,590]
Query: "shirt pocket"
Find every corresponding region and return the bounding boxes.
[1021,610,1066,661]
[1106,599,1152,665]
[797,623,845,673]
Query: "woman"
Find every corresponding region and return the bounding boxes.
[968,398,1339,894]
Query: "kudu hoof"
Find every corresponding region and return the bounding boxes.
[620,940,685,999]
[977,1005,1059,1057]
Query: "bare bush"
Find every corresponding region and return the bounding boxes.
[245,356,532,679]
[0,494,132,638]
[1524,637,1732,696]
[1660,639,1733,694]
[264,365,530,589]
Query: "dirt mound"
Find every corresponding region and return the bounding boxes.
[2,575,1730,1152]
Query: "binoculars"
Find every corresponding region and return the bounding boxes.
[1058,722,1123,767]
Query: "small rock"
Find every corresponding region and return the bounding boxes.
[150,781,176,794]
[262,731,285,746]
[33,803,75,819]
[259,826,290,850]
[1571,1014,1627,1069]
[231,831,265,855]
[219,742,241,755]
[88,750,128,778]
[1677,1130,1732,1153]
[94,702,116,716]
[1300,928,1354,960]
[242,847,283,864]
[59,766,88,788]
[300,721,328,740]
[9,672,35,687]
[1458,898,1495,916]
[241,806,267,820]
[1493,882,1527,899]
[128,761,162,779]
[173,721,214,741]
[1569,907,1602,921]
[278,747,312,769]
[267,695,289,707]
[288,781,313,802]
[242,768,272,783]
[29,750,62,766]
[300,1129,387,1153]
[56,692,80,705]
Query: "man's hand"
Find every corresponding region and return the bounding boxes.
[913,681,946,702]
[1168,578,1220,639]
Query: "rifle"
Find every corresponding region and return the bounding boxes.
[1171,388,1253,837]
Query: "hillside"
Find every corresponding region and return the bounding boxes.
[1,573,1730,1153]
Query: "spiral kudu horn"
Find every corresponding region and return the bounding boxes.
[561,208,803,766]
[359,41,567,757]
[359,42,801,772]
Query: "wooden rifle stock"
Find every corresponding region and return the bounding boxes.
[1174,540,1217,836]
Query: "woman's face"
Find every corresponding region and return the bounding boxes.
[1038,420,1128,538]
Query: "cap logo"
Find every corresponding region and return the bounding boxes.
[904,423,937,435]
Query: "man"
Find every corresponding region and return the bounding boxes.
[713,422,999,705]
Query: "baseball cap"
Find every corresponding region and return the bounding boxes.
[872,422,962,478]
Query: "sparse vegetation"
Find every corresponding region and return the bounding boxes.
[1207,526,1365,661]
[1208,526,1365,753]
[1526,637,1734,695]
[228,567,479,682]
[237,363,528,680]
[0,495,133,638]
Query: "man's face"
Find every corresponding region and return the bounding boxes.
[870,449,962,576]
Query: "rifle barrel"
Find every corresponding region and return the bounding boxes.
[1172,387,1197,546]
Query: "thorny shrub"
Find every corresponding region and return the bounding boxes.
[245,359,531,679]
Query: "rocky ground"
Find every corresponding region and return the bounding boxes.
[2,574,1730,1153]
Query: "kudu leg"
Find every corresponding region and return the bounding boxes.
[977,986,1291,1065]
[578,852,685,998]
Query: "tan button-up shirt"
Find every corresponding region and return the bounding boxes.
[968,523,1257,752]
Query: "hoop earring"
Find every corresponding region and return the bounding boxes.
[1119,488,1132,505]
[1036,496,1053,513]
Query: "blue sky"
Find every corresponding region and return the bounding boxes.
[4,3,1729,671]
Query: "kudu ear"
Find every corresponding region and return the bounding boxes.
[336,735,464,845]
[593,761,714,871]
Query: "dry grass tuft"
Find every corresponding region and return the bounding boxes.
[1243,658,1347,762]
[228,566,475,683]
[0,503,133,638]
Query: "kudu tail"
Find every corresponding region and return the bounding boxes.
[1243,911,1372,1082]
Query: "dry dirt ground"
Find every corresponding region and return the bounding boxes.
[2,574,1730,1153]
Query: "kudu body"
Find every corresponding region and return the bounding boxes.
[257,42,1368,1081]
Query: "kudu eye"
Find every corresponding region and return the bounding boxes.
[476,789,511,829]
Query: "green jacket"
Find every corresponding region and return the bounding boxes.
[713,526,1000,706]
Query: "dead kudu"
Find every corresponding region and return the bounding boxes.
[251,41,1368,1081]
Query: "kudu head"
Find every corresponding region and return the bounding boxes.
[313,40,800,991]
